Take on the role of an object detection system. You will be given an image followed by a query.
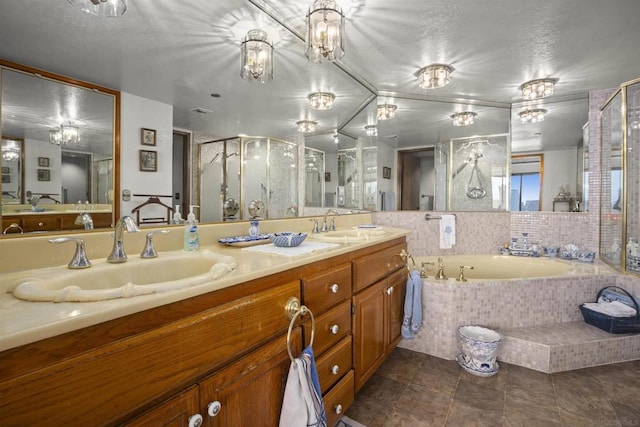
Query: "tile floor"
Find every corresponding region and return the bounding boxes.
[345,348,640,426]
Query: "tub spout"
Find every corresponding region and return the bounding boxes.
[456,265,475,282]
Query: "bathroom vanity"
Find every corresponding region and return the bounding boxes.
[0,221,407,426]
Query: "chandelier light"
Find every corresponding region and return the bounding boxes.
[451,111,477,126]
[520,78,557,100]
[240,29,274,83]
[417,64,453,89]
[1,140,20,162]
[67,0,127,17]
[305,0,345,63]
[364,125,377,136]
[296,120,318,133]
[308,92,336,110]
[519,108,547,124]
[376,104,397,120]
[49,123,80,145]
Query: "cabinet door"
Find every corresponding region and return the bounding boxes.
[123,385,200,427]
[352,279,387,392]
[199,329,301,427]
[386,268,407,350]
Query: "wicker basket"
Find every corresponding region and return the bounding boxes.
[580,286,640,334]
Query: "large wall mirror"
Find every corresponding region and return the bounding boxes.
[1,61,119,236]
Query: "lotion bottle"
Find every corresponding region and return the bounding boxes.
[184,205,199,251]
[172,205,183,224]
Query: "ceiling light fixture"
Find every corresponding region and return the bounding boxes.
[67,0,127,17]
[49,123,79,145]
[240,29,274,83]
[451,111,477,126]
[520,78,557,100]
[305,0,345,63]
[308,92,336,110]
[333,134,339,144]
[364,125,377,136]
[1,139,20,162]
[296,120,318,133]
[376,104,397,120]
[417,64,453,89]
[519,108,547,124]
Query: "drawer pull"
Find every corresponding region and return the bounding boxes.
[188,414,203,427]
[207,401,221,417]
[329,324,339,334]
[330,283,339,293]
[386,286,394,295]
[335,404,343,415]
[331,364,340,375]
[38,222,44,227]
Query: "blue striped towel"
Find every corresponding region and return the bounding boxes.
[279,345,327,427]
[402,270,423,339]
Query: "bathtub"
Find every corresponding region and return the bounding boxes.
[414,254,582,280]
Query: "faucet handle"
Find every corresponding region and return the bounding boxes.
[311,218,319,233]
[141,230,170,258]
[456,265,475,282]
[49,237,91,269]
[329,217,336,231]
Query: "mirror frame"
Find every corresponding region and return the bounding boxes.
[0,59,120,234]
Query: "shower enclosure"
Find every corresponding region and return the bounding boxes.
[304,147,325,207]
[335,137,377,211]
[198,136,299,222]
[435,134,510,211]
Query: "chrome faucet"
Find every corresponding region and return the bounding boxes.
[75,212,94,230]
[321,208,340,232]
[107,215,139,263]
[49,237,91,269]
[140,230,169,258]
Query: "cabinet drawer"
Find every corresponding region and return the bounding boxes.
[323,370,354,427]
[315,335,352,395]
[352,242,406,292]
[302,264,351,314]
[304,300,351,356]
[21,215,63,232]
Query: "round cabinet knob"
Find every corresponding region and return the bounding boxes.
[386,286,394,295]
[188,414,203,427]
[207,401,222,417]
[335,404,343,415]
[330,283,339,293]
[331,364,340,375]
[38,222,44,227]
[330,324,339,334]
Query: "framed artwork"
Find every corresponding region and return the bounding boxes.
[139,150,157,172]
[324,172,331,182]
[38,157,49,167]
[1,166,9,174]
[141,128,156,146]
[2,175,9,184]
[383,166,391,179]
[37,169,51,181]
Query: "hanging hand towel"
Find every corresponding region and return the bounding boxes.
[279,346,327,427]
[439,214,456,249]
[401,270,423,339]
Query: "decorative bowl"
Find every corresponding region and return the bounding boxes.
[270,232,307,248]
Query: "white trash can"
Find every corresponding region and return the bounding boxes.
[456,325,503,377]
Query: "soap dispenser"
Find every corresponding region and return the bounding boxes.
[172,205,183,224]
[184,205,200,251]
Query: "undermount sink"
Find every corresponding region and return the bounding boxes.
[309,227,387,243]
[11,249,237,303]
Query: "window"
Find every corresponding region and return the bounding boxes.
[511,173,540,211]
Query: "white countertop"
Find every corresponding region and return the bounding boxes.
[0,224,410,352]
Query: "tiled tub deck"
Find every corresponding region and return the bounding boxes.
[399,263,640,373]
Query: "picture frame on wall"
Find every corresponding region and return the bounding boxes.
[38,157,49,167]
[141,128,156,146]
[1,166,9,174]
[324,172,331,182]
[37,169,51,181]
[139,150,157,172]
[383,166,391,179]
[2,175,9,184]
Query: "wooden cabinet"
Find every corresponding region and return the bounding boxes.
[352,242,407,391]
[124,386,201,427]
[323,370,355,427]
[2,212,112,233]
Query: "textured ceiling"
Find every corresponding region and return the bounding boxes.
[1,0,639,152]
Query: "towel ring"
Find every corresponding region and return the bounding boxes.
[285,297,315,363]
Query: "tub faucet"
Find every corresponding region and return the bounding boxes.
[435,258,447,280]
[456,265,475,282]
[420,261,435,278]
[321,208,340,232]
[107,215,139,263]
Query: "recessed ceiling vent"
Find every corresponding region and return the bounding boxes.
[190,107,212,114]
